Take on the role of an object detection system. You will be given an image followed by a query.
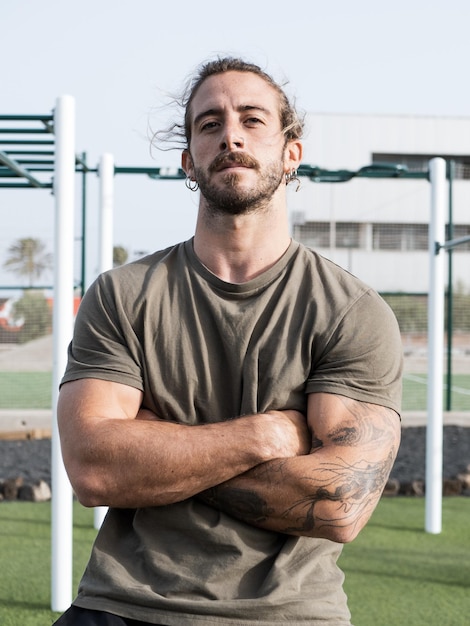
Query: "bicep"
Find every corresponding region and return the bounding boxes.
[304,392,401,540]
[307,392,401,455]
[58,378,143,443]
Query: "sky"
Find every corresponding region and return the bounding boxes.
[1,0,469,291]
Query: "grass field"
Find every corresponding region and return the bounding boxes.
[0,498,469,625]
[340,498,470,625]
[402,373,470,411]
[0,372,52,409]
[0,372,469,412]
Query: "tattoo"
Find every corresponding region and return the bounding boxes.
[203,486,273,524]
[200,402,400,536]
[282,448,397,534]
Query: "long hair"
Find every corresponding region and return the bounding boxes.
[152,56,304,152]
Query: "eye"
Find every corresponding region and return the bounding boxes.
[244,116,264,128]
[200,120,219,132]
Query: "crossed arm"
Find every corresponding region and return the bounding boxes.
[199,393,400,542]
[58,378,400,543]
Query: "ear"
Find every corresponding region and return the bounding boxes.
[182,150,195,180]
[283,140,303,173]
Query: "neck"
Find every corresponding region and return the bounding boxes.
[193,200,291,283]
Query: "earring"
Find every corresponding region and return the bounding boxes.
[185,177,199,192]
[285,169,301,192]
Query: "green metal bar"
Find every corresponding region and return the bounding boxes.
[12,168,54,172]
[113,163,433,183]
[297,164,429,183]
[80,152,87,297]
[115,166,184,176]
[0,128,52,134]
[0,115,53,121]
[0,139,54,145]
[0,163,97,174]
[75,153,95,173]
[446,161,453,411]
[0,169,51,177]
[0,150,45,187]
[4,150,55,155]
[0,182,53,188]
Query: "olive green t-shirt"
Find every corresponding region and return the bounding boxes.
[62,239,403,625]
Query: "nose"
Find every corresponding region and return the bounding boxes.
[219,120,244,151]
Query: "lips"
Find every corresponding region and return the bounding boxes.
[210,152,259,173]
[219,162,246,171]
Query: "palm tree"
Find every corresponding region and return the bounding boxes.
[3,237,53,286]
[113,245,129,267]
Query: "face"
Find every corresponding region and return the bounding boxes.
[182,71,301,215]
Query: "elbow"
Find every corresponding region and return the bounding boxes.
[65,462,110,508]
[305,517,367,543]
[322,525,362,544]
[73,482,106,508]
[308,525,362,544]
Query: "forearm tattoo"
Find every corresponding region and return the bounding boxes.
[200,402,400,536]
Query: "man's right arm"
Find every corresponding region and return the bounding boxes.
[57,377,310,509]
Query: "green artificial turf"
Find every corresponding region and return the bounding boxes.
[1,371,469,411]
[0,501,95,626]
[340,497,470,625]
[402,373,470,411]
[0,372,52,409]
[0,498,469,625]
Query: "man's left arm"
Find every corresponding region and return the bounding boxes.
[198,392,401,543]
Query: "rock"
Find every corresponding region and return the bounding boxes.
[3,476,24,500]
[457,472,470,490]
[400,480,425,496]
[18,480,52,502]
[382,478,400,496]
[442,479,462,496]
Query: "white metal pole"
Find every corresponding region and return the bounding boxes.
[425,157,446,534]
[94,152,115,529]
[99,152,114,273]
[51,95,76,610]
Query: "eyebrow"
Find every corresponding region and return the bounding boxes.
[192,104,272,128]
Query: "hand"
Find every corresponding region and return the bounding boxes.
[262,409,311,459]
[136,405,310,463]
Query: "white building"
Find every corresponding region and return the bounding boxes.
[289,113,470,293]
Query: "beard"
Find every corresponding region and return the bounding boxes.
[193,151,285,216]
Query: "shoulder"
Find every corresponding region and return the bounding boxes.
[77,241,189,322]
[291,242,381,316]
[294,243,368,288]
[88,242,187,296]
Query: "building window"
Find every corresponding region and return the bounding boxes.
[292,221,330,248]
[372,223,428,250]
[294,221,470,252]
[336,223,361,248]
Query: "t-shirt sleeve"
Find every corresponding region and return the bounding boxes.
[306,290,403,414]
[61,273,144,390]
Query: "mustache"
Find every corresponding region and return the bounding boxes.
[209,152,259,172]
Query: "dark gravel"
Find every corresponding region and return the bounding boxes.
[1,426,470,487]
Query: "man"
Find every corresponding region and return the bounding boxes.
[54,57,402,625]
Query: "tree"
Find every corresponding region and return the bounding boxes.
[3,237,53,286]
[113,245,129,267]
[12,291,52,343]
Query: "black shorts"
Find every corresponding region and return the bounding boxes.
[52,606,165,626]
